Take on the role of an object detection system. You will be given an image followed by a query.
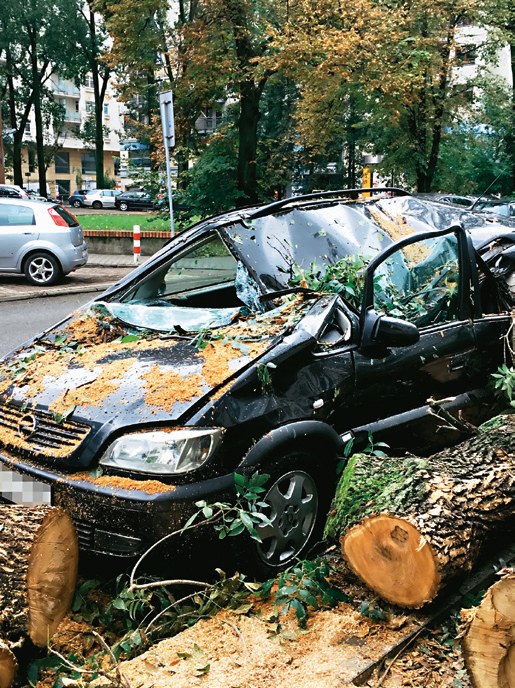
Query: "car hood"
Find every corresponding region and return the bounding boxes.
[0,299,307,432]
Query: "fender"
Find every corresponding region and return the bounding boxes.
[239,420,345,470]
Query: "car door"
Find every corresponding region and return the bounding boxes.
[0,204,38,269]
[351,227,479,427]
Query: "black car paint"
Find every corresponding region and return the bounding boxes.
[0,189,513,562]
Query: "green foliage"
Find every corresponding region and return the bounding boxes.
[359,599,387,622]
[184,471,272,542]
[492,364,515,407]
[258,558,350,628]
[179,132,245,219]
[289,256,367,309]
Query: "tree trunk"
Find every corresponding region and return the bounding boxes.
[28,32,47,197]
[462,573,515,688]
[0,505,78,647]
[325,415,515,608]
[237,81,261,205]
[0,640,16,688]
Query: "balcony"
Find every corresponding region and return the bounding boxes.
[64,112,82,123]
[52,81,80,98]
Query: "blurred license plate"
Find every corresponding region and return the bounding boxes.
[0,464,51,505]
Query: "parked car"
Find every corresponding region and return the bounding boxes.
[0,185,28,200]
[68,190,90,209]
[27,190,51,203]
[0,189,513,573]
[0,198,88,285]
[82,189,121,209]
[115,190,155,212]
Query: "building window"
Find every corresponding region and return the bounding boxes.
[75,100,80,112]
[85,75,94,89]
[81,152,96,174]
[103,103,109,115]
[25,122,31,134]
[85,101,95,114]
[55,151,70,174]
[56,180,70,201]
[456,44,477,66]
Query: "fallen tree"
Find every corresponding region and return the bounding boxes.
[0,505,78,685]
[462,572,515,688]
[324,415,515,608]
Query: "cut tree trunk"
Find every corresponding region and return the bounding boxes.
[0,639,16,688]
[325,414,515,608]
[462,573,515,688]
[0,505,78,647]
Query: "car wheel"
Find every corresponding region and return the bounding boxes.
[92,200,102,209]
[71,200,81,208]
[24,252,62,286]
[237,453,334,576]
[119,202,129,211]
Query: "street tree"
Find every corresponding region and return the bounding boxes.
[0,0,88,194]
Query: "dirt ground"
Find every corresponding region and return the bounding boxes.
[40,562,474,688]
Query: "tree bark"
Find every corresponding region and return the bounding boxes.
[325,415,515,608]
[0,505,78,647]
[462,573,515,688]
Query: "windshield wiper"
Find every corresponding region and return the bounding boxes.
[258,286,319,302]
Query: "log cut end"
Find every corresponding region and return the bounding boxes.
[463,573,515,688]
[341,514,441,608]
[0,640,17,688]
[26,507,79,647]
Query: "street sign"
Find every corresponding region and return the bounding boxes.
[159,91,175,148]
[159,90,176,237]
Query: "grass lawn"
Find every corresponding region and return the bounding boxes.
[79,213,172,232]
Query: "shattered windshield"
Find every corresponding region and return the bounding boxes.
[224,203,397,292]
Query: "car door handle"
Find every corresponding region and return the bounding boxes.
[449,353,469,372]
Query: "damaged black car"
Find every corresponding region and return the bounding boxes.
[0,189,513,573]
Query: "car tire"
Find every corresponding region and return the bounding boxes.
[92,201,102,209]
[24,252,62,286]
[236,452,334,577]
[119,202,129,211]
[71,200,82,208]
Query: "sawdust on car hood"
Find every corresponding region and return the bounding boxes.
[0,298,306,425]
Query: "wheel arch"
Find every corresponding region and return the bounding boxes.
[238,420,345,472]
[21,247,63,273]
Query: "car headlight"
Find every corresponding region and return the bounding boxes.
[99,428,223,475]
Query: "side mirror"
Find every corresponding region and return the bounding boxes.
[362,310,420,348]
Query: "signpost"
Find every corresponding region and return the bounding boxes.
[159,91,175,237]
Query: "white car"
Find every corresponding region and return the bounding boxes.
[0,184,29,200]
[82,189,121,209]
[0,199,88,285]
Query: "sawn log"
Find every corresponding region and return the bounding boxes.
[462,572,515,688]
[0,505,78,647]
[324,414,515,608]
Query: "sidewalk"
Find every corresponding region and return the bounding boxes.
[0,254,142,303]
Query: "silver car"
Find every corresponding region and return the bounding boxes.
[82,189,121,209]
[0,199,88,285]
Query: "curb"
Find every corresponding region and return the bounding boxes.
[0,283,115,303]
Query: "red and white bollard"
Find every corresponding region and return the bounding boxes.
[133,224,141,264]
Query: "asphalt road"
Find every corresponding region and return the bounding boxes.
[0,293,91,358]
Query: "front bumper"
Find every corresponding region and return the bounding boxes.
[0,451,234,558]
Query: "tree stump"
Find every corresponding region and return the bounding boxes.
[0,505,78,647]
[462,573,515,688]
[324,415,515,608]
[0,640,16,688]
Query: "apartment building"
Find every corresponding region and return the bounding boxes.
[21,75,123,200]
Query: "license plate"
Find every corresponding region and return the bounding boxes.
[0,464,51,505]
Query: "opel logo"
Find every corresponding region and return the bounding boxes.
[18,413,38,439]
